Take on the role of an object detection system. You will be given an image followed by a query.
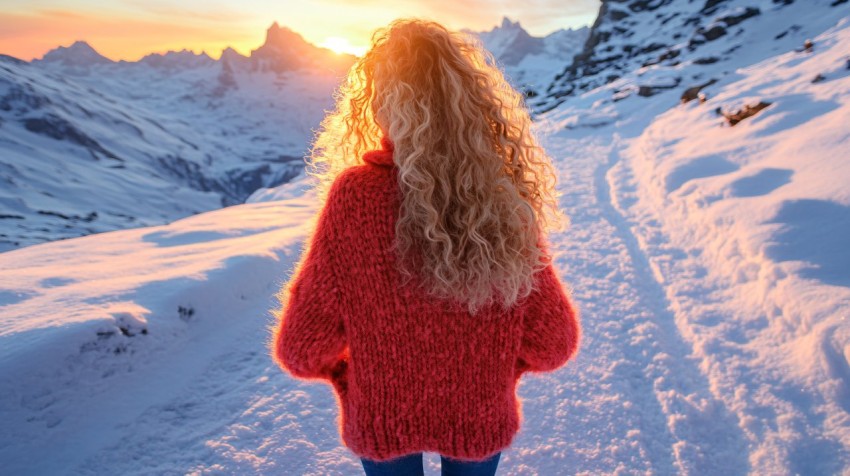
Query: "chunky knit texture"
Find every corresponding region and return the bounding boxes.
[271,136,581,462]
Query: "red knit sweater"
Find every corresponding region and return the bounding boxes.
[270,136,581,462]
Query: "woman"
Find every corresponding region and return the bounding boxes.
[269,18,581,476]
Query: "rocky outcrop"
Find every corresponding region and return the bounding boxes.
[717,101,772,126]
[533,0,839,112]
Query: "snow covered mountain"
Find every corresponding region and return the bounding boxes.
[38,40,112,67]
[536,0,850,112]
[0,23,355,252]
[468,17,589,100]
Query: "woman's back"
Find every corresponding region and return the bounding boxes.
[272,136,580,463]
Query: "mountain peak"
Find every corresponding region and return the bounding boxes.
[139,49,215,69]
[39,40,111,66]
[476,17,542,66]
[263,21,304,47]
[220,47,246,61]
[500,16,521,30]
[250,22,309,71]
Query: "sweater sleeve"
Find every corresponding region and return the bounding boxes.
[516,260,581,375]
[271,176,348,381]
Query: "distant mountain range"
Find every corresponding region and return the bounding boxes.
[0,23,358,251]
[468,17,589,98]
[0,18,587,252]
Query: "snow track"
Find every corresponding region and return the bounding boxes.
[514,133,749,475]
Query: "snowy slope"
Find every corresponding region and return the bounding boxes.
[532,0,850,471]
[1,3,850,475]
[0,24,353,252]
[468,17,588,101]
[537,0,850,113]
[0,176,321,474]
[606,19,850,474]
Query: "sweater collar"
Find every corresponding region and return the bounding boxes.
[363,136,395,167]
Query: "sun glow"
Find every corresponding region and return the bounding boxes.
[319,36,367,57]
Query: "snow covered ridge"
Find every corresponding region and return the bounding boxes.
[0,23,355,252]
[465,17,589,101]
[536,0,850,112]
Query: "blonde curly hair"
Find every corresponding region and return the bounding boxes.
[306,18,568,315]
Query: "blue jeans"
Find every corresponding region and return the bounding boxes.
[360,451,501,476]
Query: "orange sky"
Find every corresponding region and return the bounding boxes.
[0,0,598,61]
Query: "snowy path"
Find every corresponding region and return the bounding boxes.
[52,132,749,475]
[511,133,748,475]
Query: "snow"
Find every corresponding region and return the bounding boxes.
[0,180,319,474]
[1,6,850,476]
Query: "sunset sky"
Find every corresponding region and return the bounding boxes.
[0,0,599,61]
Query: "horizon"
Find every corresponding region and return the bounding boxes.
[0,1,599,62]
[4,17,589,63]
